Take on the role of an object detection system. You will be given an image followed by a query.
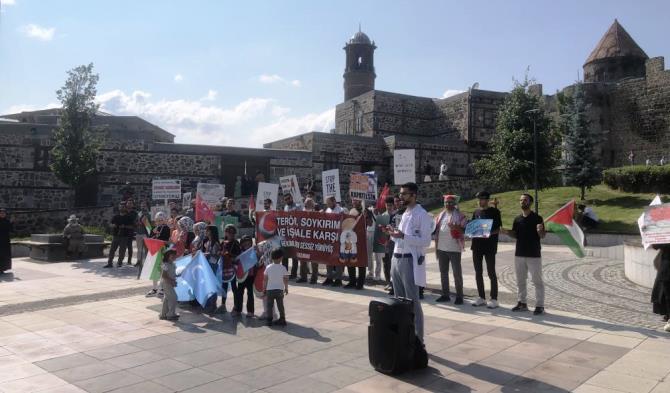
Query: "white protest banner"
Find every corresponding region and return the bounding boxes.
[393,149,416,185]
[195,183,226,222]
[349,172,378,203]
[152,179,182,200]
[256,182,279,212]
[279,175,302,203]
[640,202,670,246]
[182,192,192,209]
[322,169,341,202]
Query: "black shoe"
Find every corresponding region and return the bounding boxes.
[266,319,273,326]
[103,264,113,268]
[454,297,463,305]
[355,284,364,290]
[344,282,356,288]
[296,278,307,283]
[274,318,287,326]
[309,279,317,285]
[331,280,342,287]
[435,295,451,303]
[288,274,297,280]
[533,307,545,315]
[166,315,180,321]
[419,288,425,299]
[512,302,529,312]
[117,262,122,267]
[321,279,333,286]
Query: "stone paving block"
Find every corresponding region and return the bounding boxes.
[552,341,630,369]
[35,353,99,372]
[229,364,299,390]
[0,361,47,383]
[180,377,256,393]
[265,376,339,393]
[0,372,68,392]
[152,367,221,391]
[106,380,175,393]
[73,370,145,393]
[585,370,659,393]
[126,358,192,380]
[587,332,644,348]
[310,364,377,389]
[341,374,417,393]
[84,343,144,360]
[54,362,120,383]
[104,350,166,369]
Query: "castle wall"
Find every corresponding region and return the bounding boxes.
[607,57,670,166]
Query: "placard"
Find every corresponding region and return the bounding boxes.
[195,183,226,223]
[393,149,416,185]
[322,169,341,202]
[464,219,494,239]
[255,210,367,267]
[279,175,302,203]
[640,203,670,246]
[349,172,378,203]
[152,179,182,200]
[256,182,279,212]
[182,192,192,210]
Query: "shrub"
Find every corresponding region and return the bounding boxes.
[603,165,670,193]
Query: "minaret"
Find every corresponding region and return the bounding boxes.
[343,26,376,101]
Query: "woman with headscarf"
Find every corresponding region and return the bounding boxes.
[171,216,194,257]
[191,222,207,255]
[0,208,12,274]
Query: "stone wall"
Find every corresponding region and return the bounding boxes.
[606,57,670,166]
[9,205,114,237]
[468,89,507,145]
[434,93,469,140]
[334,91,375,136]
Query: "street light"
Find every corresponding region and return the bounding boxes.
[525,108,540,213]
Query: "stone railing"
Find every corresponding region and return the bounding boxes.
[8,206,114,237]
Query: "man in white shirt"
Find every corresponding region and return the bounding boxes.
[322,196,344,286]
[389,182,432,343]
[433,195,467,304]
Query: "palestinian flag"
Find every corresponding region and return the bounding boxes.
[545,200,585,258]
[140,238,166,280]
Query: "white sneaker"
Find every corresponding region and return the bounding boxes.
[487,299,499,309]
[664,322,670,332]
[472,297,486,307]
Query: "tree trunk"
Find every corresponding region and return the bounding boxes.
[580,186,585,201]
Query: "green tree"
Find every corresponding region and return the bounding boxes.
[50,63,100,191]
[562,82,602,200]
[474,77,560,191]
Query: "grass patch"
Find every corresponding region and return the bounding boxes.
[429,184,665,234]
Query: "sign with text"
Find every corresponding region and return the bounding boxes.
[640,203,670,245]
[464,219,493,239]
[256,182,279,212]
[152,179,182,200]
[279,175,302,203]
[393,149,416,185]
[322,169,341,202]
[255,210,367,267]
[182,192,192,210]
[349,172,378,203]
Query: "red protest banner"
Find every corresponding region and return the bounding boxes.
[255,210,368,267]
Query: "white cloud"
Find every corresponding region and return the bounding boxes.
[2,102,60,115]
[96,89,331,147]
[442,89,466,98]
[174,74,183,82]
[3,0,16,5]
[258,74,301,87]
[19,24,55,41]
[201,89,218,101]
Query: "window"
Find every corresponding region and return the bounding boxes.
[34,146,50,170]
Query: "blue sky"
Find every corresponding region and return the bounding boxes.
[1,0,667,147]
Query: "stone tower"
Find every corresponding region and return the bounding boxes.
[343,27,376,101]
[583,19,648,83]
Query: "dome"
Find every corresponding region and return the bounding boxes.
[584,19,648,65]
[349,31,372,45]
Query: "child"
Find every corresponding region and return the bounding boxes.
[233,235,256,317]
[263,248,288,326]
[159,249,179,321]
[220,224,241,314]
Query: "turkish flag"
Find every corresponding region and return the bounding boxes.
[195,193,215,223]
[376,184,390,210]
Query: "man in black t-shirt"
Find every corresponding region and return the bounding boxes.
[502,193,546,315]
[470,191,502,309]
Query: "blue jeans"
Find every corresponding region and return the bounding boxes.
[391,254,424,342]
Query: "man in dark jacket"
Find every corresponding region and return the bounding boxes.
[470,191,502,309]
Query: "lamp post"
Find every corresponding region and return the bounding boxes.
[525,108,540,213]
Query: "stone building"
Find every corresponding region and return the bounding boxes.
[1,20,668,233]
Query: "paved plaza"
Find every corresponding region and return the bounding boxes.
[1,245,670,392]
